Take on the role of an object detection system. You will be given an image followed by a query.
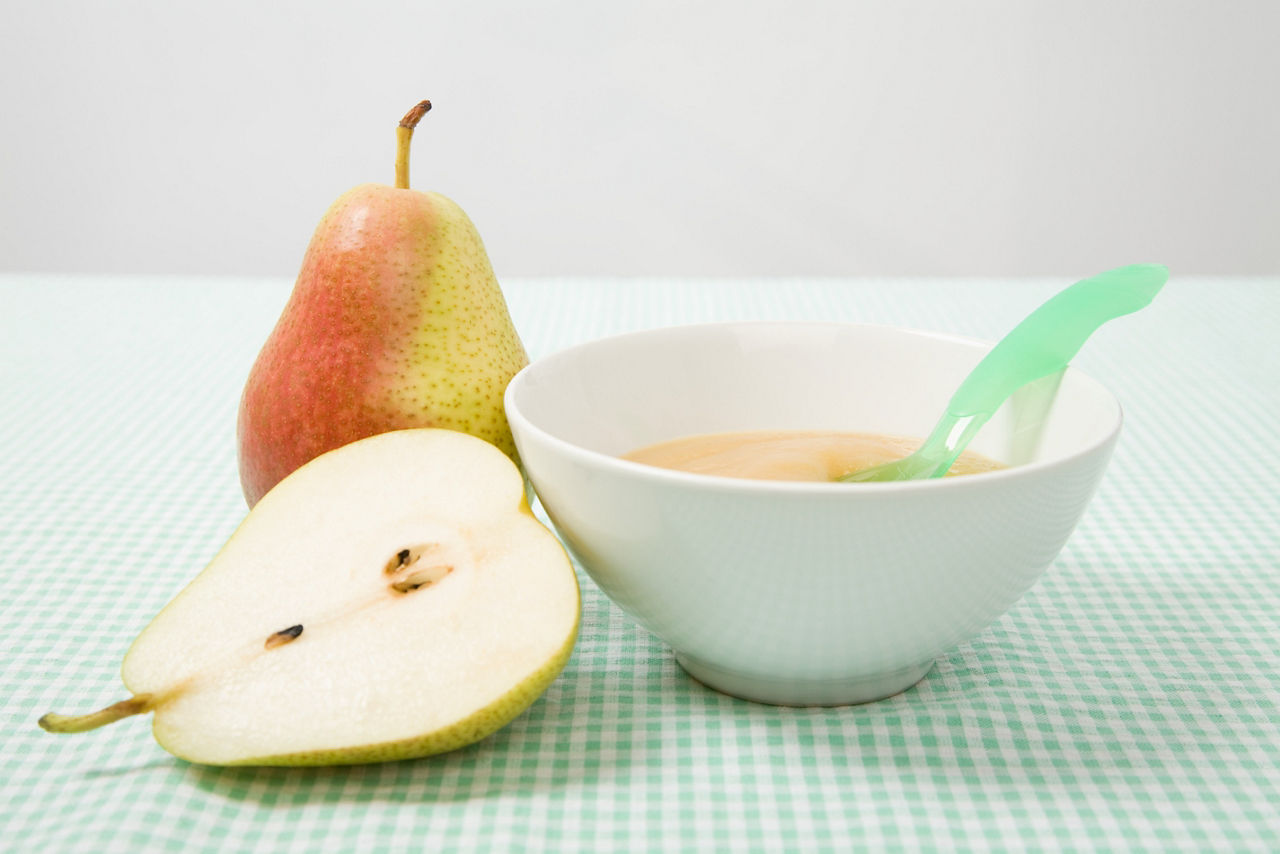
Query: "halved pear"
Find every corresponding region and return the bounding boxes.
[40,429,580,766]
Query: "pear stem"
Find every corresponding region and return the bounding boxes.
[395,100,432,190]
[39,694,155,734]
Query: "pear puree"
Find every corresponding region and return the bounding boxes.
[623,430,1005,482]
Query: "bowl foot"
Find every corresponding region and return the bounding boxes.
[675,654,934,706]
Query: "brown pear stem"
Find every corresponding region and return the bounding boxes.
[395,100,432,189]
[39,694,156,734]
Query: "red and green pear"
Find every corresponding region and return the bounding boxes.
[237,101,528,506]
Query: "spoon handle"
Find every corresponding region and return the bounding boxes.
[945,264,1168,419]
[917,263,1168,478]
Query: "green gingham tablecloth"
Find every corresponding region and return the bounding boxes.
[2,273,1277,852]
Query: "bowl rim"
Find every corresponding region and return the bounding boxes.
[504,320,1125,496]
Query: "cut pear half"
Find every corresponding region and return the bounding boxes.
[40,429,580,766]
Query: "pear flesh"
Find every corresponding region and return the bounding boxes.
[41,429,579,766]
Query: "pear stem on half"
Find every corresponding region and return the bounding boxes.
[39,694,156,734]
[395,99,432,190]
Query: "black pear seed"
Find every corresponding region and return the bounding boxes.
[385,548,415,575]
[265,624,304,649]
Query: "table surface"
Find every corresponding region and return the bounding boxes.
[2,273,1277,852]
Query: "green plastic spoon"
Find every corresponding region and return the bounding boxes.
[838,263,1168,483]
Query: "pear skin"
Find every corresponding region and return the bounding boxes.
[237,101,528,506]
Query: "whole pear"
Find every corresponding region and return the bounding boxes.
[237,100,528,506]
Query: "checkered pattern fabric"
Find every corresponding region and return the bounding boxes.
[2,274,1277,851]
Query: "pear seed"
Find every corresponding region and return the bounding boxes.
[390,565,453,593]
[265,624,304,649]
[384,549,413,575]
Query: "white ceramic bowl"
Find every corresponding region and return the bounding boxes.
[505,322,1122,705]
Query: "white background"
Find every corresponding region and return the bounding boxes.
[3,1,1276,278]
